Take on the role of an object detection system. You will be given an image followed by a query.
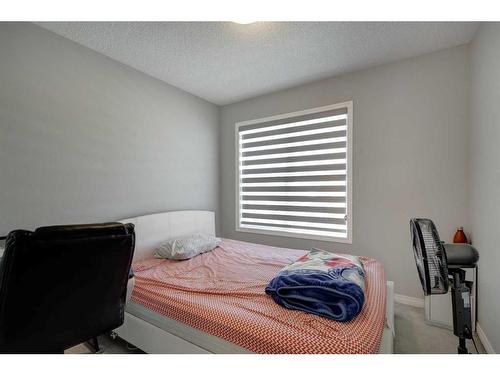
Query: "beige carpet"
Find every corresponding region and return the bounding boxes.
[394,303,484,354]
[66,303,485,354]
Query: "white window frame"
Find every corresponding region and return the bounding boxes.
[234,101,353,244]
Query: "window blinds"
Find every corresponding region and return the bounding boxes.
[237,104,351,241]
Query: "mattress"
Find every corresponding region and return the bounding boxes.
[131,239,387,354]
[126,300,251,353]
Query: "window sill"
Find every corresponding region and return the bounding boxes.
[235,226,352,244]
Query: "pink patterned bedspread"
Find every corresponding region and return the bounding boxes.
[131,239,386,354]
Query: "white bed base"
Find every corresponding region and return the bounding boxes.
[115,210,395,354]
[116,281,394,354]
[117,313,210,354]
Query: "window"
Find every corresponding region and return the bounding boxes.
[235,101,352,243]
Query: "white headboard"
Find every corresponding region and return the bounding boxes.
[119,210,215,261]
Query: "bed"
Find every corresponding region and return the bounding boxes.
[115,210,394,354]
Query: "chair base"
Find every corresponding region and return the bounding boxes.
[85,337,102,353]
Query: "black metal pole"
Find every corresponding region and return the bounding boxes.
[451,269,471,354]
[458,338,468,354]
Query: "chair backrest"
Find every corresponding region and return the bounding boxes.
[0,223,135,353]
[410,218,449,296]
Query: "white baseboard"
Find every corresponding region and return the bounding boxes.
[477,323,496,354]
[394,293,425,308]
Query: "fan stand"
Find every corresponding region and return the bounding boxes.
[449,267,473,354]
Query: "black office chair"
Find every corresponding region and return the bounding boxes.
[0,223,135,353]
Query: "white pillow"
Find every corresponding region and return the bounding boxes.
[154,233,221,260]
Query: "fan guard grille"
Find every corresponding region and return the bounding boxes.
[410,218,449,295]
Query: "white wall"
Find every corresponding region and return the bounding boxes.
[220,45,470,298]
[469,23,500,353]
[0,23,220,234]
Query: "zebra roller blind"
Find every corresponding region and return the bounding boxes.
[236,102,352,243]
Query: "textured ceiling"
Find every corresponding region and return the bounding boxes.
[37,22,479,105]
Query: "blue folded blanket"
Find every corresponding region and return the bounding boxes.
[265,249,366,322]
